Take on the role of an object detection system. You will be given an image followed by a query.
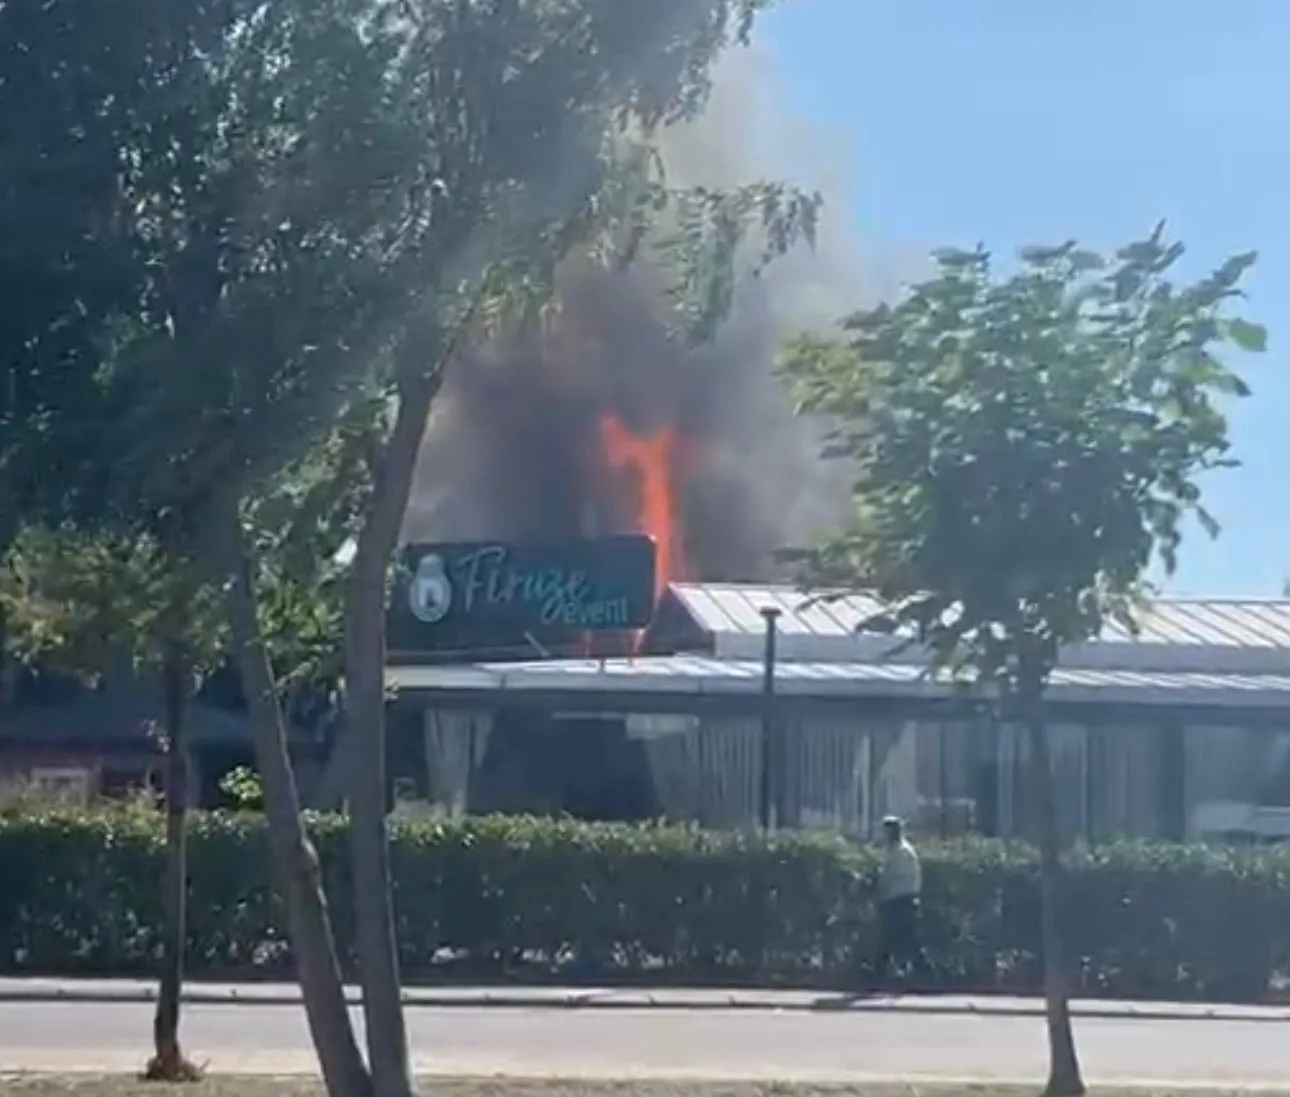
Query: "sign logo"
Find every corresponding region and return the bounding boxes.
[407,553,453,624]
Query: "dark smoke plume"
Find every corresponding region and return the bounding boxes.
[404,49,884,580]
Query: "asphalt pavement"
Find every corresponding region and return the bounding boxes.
[2,997,1289,1084]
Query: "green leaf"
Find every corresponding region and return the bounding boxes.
[1225,318,1268,354]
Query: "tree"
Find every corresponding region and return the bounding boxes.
[3,2,819,1095]
[0,519,343,1080]
[780,227,1266,1097]
[319,84,818,1097]
[0,0,169,594]
[0,2,382,1085]
[0,526,226,1080]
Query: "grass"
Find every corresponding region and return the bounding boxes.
[3,1080,1288,1097]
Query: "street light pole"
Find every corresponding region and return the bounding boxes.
[759,606,782,831]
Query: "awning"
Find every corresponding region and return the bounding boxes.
[386,656,1290,709]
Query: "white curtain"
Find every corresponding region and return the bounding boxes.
[998,721,1020,837]
[424,709,492,818]
[875,720,919,824]
[691,717,760,828]
[791,719,870,837]
[631,714,702,820]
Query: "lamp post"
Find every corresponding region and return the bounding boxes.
[759,606,782,831]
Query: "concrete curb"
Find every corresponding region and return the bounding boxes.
[0,980,1287,1023]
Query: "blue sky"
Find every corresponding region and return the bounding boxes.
[759,0,1288,596]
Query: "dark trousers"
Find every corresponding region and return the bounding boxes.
[876,894,929,979]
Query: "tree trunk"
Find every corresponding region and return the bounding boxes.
[343,371,441,1097]
[1026,713,1085,1097]
[224,527,372,1097]
[147,638,196,1080]
[345,576,412,1097]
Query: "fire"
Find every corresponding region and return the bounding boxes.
[599,413,690,609]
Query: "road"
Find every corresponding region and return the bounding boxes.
[2,1000,1288,1084]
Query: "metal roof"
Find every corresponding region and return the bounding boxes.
[668,583,1290,675]
[388,657,1290,710]
[669,583,889,639]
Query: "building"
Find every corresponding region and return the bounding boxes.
[0,674,328,806]
[387,582,1290,843]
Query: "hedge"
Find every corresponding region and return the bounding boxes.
[1,805,1288,1002]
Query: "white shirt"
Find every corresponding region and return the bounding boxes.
[879,838,921,901]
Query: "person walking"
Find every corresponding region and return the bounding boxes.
[875,815,929,985]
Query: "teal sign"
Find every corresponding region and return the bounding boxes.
[388,536,656,660]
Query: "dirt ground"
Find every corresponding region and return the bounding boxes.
[2,1078,1284,1097]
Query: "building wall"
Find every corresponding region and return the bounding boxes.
[415,697,1290,843]
[642,712,1189,843]
[728,713,1275,843]
[0,746,157,802]
[909,718,1178,844]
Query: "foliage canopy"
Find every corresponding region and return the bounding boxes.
[781,226,1266,690]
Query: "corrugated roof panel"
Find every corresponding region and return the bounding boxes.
[670,583,888,638]
[1133,603,1214,645]
[670,583,1290,653]
[1226,603,1289,644]
[1178,603,1247,645]
[800,592,889,635]
[1079,599,1290,649]
[672,585,742,634]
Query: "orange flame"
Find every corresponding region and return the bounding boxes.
[599,413,690,614]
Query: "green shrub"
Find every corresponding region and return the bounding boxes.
[2,804,1289,1001]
